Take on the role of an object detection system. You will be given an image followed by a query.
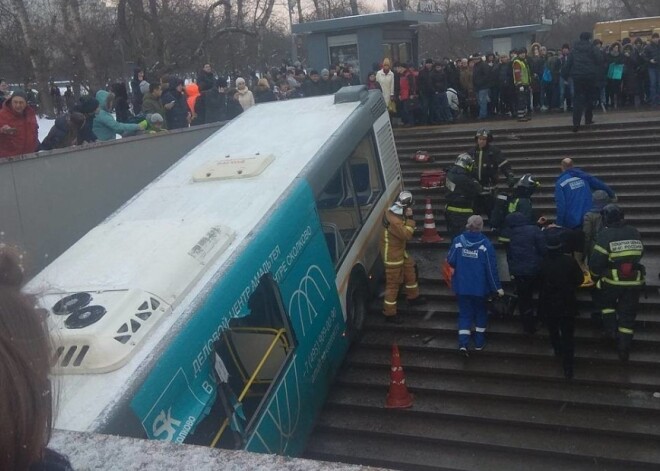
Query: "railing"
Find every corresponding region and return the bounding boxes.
[210,327,290,447]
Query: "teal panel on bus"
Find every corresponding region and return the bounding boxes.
[130,181,349,454]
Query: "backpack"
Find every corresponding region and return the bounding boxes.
[541,66,553,83]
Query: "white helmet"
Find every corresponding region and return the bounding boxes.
[455,153,474,171]
[396,190,414,207]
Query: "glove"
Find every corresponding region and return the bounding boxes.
[137,120,148,130]
[497,289,504,297]
[506,175,516,187]
[519,86,525,92]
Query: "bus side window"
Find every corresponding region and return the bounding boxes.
[317,170,345,209]
[322,222,345,265]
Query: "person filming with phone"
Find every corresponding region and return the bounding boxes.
[0,89,39,158]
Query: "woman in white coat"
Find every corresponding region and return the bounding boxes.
[376,58,395,109]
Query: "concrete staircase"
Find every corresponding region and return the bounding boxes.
[304,117,660,470]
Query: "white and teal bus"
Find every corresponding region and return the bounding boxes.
[26,86,402,455]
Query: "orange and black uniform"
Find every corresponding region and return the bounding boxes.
[380,209,420,316]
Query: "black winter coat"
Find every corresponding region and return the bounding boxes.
[430,69,447,93]
[161,85,189,130]
[254,88,277,103]
[445,165,482,209]
[39,115,73,150]
[29,448,73,471]
[563,39,603,80]
[537,251,583,318]
[501,212,547,277]
[197,70,216,92]
[472,61,492,90]
[196,89,227,124]
[468,144,514,187]
[417,67,434,96]
[643,41,660,67]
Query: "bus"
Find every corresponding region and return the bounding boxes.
[25,86,402,455]
[593,17,660,44]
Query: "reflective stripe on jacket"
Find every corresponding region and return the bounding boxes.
[381,210,415,266]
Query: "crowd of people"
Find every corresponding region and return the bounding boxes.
[381,128,645,380]
[2,30,660,157]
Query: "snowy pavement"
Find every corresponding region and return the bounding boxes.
[51,430,390,471]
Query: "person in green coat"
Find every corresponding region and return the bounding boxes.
[92,90,146,141]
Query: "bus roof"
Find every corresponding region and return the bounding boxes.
[26,92,365,432]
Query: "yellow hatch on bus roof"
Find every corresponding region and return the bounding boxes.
[193,153,275,182]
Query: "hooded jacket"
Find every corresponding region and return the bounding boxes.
[161,79,190,130]
[562,38,603,80]
[447,231,501,297]
[555,167,615,229]
[0,97,39,158]
[185,83,200,114]
[501,212,547,277]
[236,86,255,111]
[92,90,140,141]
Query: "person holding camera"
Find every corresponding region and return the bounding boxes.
[380,191,427,324]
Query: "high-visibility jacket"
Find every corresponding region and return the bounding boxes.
[380,210,415,267]
[512,58,531,86]
[590,224,644,287]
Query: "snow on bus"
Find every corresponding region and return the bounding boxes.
[25,85,402,455]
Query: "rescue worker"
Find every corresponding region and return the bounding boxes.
[590,204,645,361]
[447,215,503,356]
[445,153,483,239]
[380,191,426,324]
[512,48,531,121]
[491,173,539,237]
[468,128,515,220]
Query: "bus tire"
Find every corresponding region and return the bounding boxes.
[346,271,369,343]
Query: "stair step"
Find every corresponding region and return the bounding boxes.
[315,399,660,462]
[305,428,659,471]
[337,364,660,412]
[346,346,660,390]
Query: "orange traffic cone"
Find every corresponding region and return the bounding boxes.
[386,343,413,409]
[421,198,443,243]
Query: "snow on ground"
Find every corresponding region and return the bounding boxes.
[50,430,390,471]
[38,116,55,142]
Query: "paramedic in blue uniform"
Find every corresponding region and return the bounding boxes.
[447,215,503,356]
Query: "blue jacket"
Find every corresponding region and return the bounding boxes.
[447,231,501,296]
[555,168,614,229]
[501,212,547,276]
[92,90,140,141]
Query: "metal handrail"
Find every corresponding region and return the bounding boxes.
[209,328,289,448]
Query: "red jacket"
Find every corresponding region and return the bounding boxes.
[398,71,417,101]
[0,99,39,158]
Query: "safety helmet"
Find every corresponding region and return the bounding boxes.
[475,128,493,143]
[516,174,540,189]
[455,153,474,171]
[601,203,624,226]
[396,190,414,208]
